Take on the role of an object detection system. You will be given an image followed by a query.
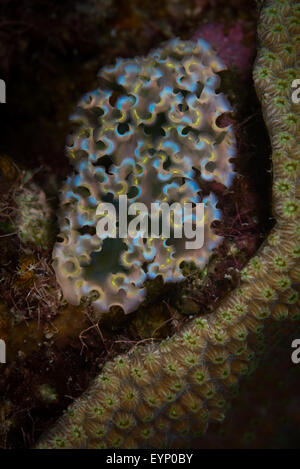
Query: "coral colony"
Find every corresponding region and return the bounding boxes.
[53,38,236,314]
[36,0,300,449]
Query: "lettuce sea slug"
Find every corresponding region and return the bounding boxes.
[53,38,236,315]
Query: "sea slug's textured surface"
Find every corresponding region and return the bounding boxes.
[37,0,300,449]
[53,38,236,314]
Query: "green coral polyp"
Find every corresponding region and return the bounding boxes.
[115,415,135,430]
[55,438,66,449]
[192,369,208,386]
[283,200,299,217]
[184,354,198,366]
[275,180,292,194]
[219,310,234,324]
